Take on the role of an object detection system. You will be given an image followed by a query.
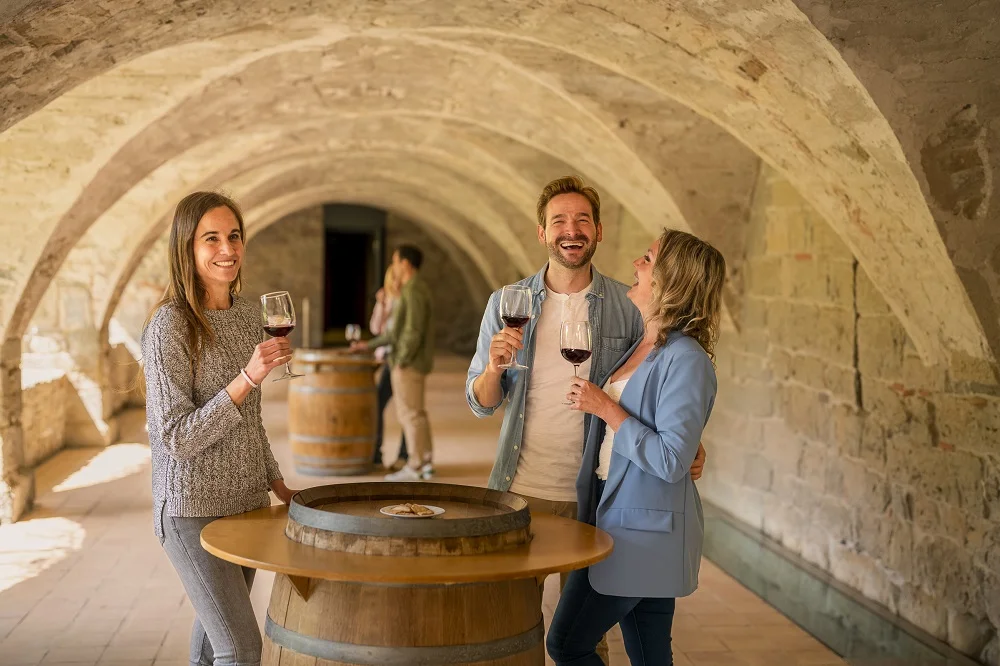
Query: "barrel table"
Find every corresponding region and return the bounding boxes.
[288,349,379,476]
[201,482,613,665]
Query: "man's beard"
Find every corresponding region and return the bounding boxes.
[547,236,598,270]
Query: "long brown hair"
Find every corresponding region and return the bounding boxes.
[649,229,726,360]
[145,192,246,370]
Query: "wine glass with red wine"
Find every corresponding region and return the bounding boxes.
[561,321,592,404]
[261,291,303,382]
[499,285,532,370]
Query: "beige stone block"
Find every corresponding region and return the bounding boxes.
[933,392,1000,457]
[729,379,775,418]
[742,454,773,492]
[746,256,783,297]
[828,545,900,613]
[730,350,772,383]
[783,352,856,404]
[781,256,854,307]
[947,609,993,657]
[913,535,984,614]
[855,267,893,316]
[806,214,853,258]
[780,383,833,444]
[832,403,863,458]
[796,439,828,489]
[857,315,907,380]
[768,301,854,365]
[949,350,1000,385]
[833,458,889,514]
[898,584,948,640]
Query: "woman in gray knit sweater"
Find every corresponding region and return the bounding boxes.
[142,192,297,666]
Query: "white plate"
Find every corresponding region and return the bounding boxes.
[379,504,446,519]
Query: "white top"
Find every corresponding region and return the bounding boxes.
[595,375,632,480]
[509,283,593,502]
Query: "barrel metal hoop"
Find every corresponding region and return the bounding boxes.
[265,615,542,665]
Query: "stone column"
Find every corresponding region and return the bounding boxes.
[0,336,33,524]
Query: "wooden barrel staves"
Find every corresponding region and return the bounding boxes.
[288,349,378,476]
[263,482,543,665]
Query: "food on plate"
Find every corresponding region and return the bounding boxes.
[385,502,435,516]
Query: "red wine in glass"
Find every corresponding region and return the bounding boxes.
[501,315,530,330]
[264,324,295,338]
[499,285,532,370]
[260,290,304,381]
[560,321,592,405]
[561,348,592,365]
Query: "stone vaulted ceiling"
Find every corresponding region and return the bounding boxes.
[0,0,992,366]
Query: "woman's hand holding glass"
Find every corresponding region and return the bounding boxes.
[244,337,292,385]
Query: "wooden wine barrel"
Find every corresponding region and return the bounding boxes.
[286,482,532,556]
[263,483,542,665]
[287,350,379,476]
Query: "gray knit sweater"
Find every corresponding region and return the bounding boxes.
[142,297,282,538]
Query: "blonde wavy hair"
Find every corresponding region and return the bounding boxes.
[649,229,726,360]
[382,265,400,299]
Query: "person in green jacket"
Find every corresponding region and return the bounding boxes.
[353,245,436,480]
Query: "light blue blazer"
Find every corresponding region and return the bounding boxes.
[576,330,717,599]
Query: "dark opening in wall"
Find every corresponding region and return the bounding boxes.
[322,204,386,344]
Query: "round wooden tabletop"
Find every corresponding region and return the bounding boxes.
[201,505,613,584]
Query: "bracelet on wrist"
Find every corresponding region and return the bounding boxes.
[240,368,259,389]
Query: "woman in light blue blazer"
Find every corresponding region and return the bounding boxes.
[547,228,726,666]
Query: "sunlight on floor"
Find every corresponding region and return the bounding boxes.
[0,517,85,594]
[50,444,150,493]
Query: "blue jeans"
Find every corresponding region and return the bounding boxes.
[546,478,676,665]
[546,569,676,666]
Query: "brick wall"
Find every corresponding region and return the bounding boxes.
[701,166,1000,663]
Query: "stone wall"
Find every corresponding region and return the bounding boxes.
[242,206,325,350]
[20,376,69,468]
[386,213,491,356]
[700,166,1000,664]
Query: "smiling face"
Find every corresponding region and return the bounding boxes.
[192,205,244,290]
[538,192,603,270]
[627,238,661,314]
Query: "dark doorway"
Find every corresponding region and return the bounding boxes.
[323,204,386,345]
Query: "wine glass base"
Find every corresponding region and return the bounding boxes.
[499,362,529,371]
[272,373,304,382]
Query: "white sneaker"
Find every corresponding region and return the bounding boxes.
[420,463,435,481]
[385,466,422,482]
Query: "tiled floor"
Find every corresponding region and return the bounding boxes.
[0,356,844,666]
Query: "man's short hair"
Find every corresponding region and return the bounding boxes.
[536,175,601,228]
[396,244,424,269]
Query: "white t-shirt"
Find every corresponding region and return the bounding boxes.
[510,284,593,502]
[595,375,632,481]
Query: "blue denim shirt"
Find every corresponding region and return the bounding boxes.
[465,264,645,491]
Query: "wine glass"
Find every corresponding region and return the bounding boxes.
[345,324,362,344]
[261,291,303,382]
[561,321,592,405]
[499,285,532,370]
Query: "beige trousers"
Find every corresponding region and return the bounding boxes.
[389,366,432,470]
[523,494,610,666]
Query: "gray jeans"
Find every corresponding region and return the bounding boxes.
[161,514,262,666]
